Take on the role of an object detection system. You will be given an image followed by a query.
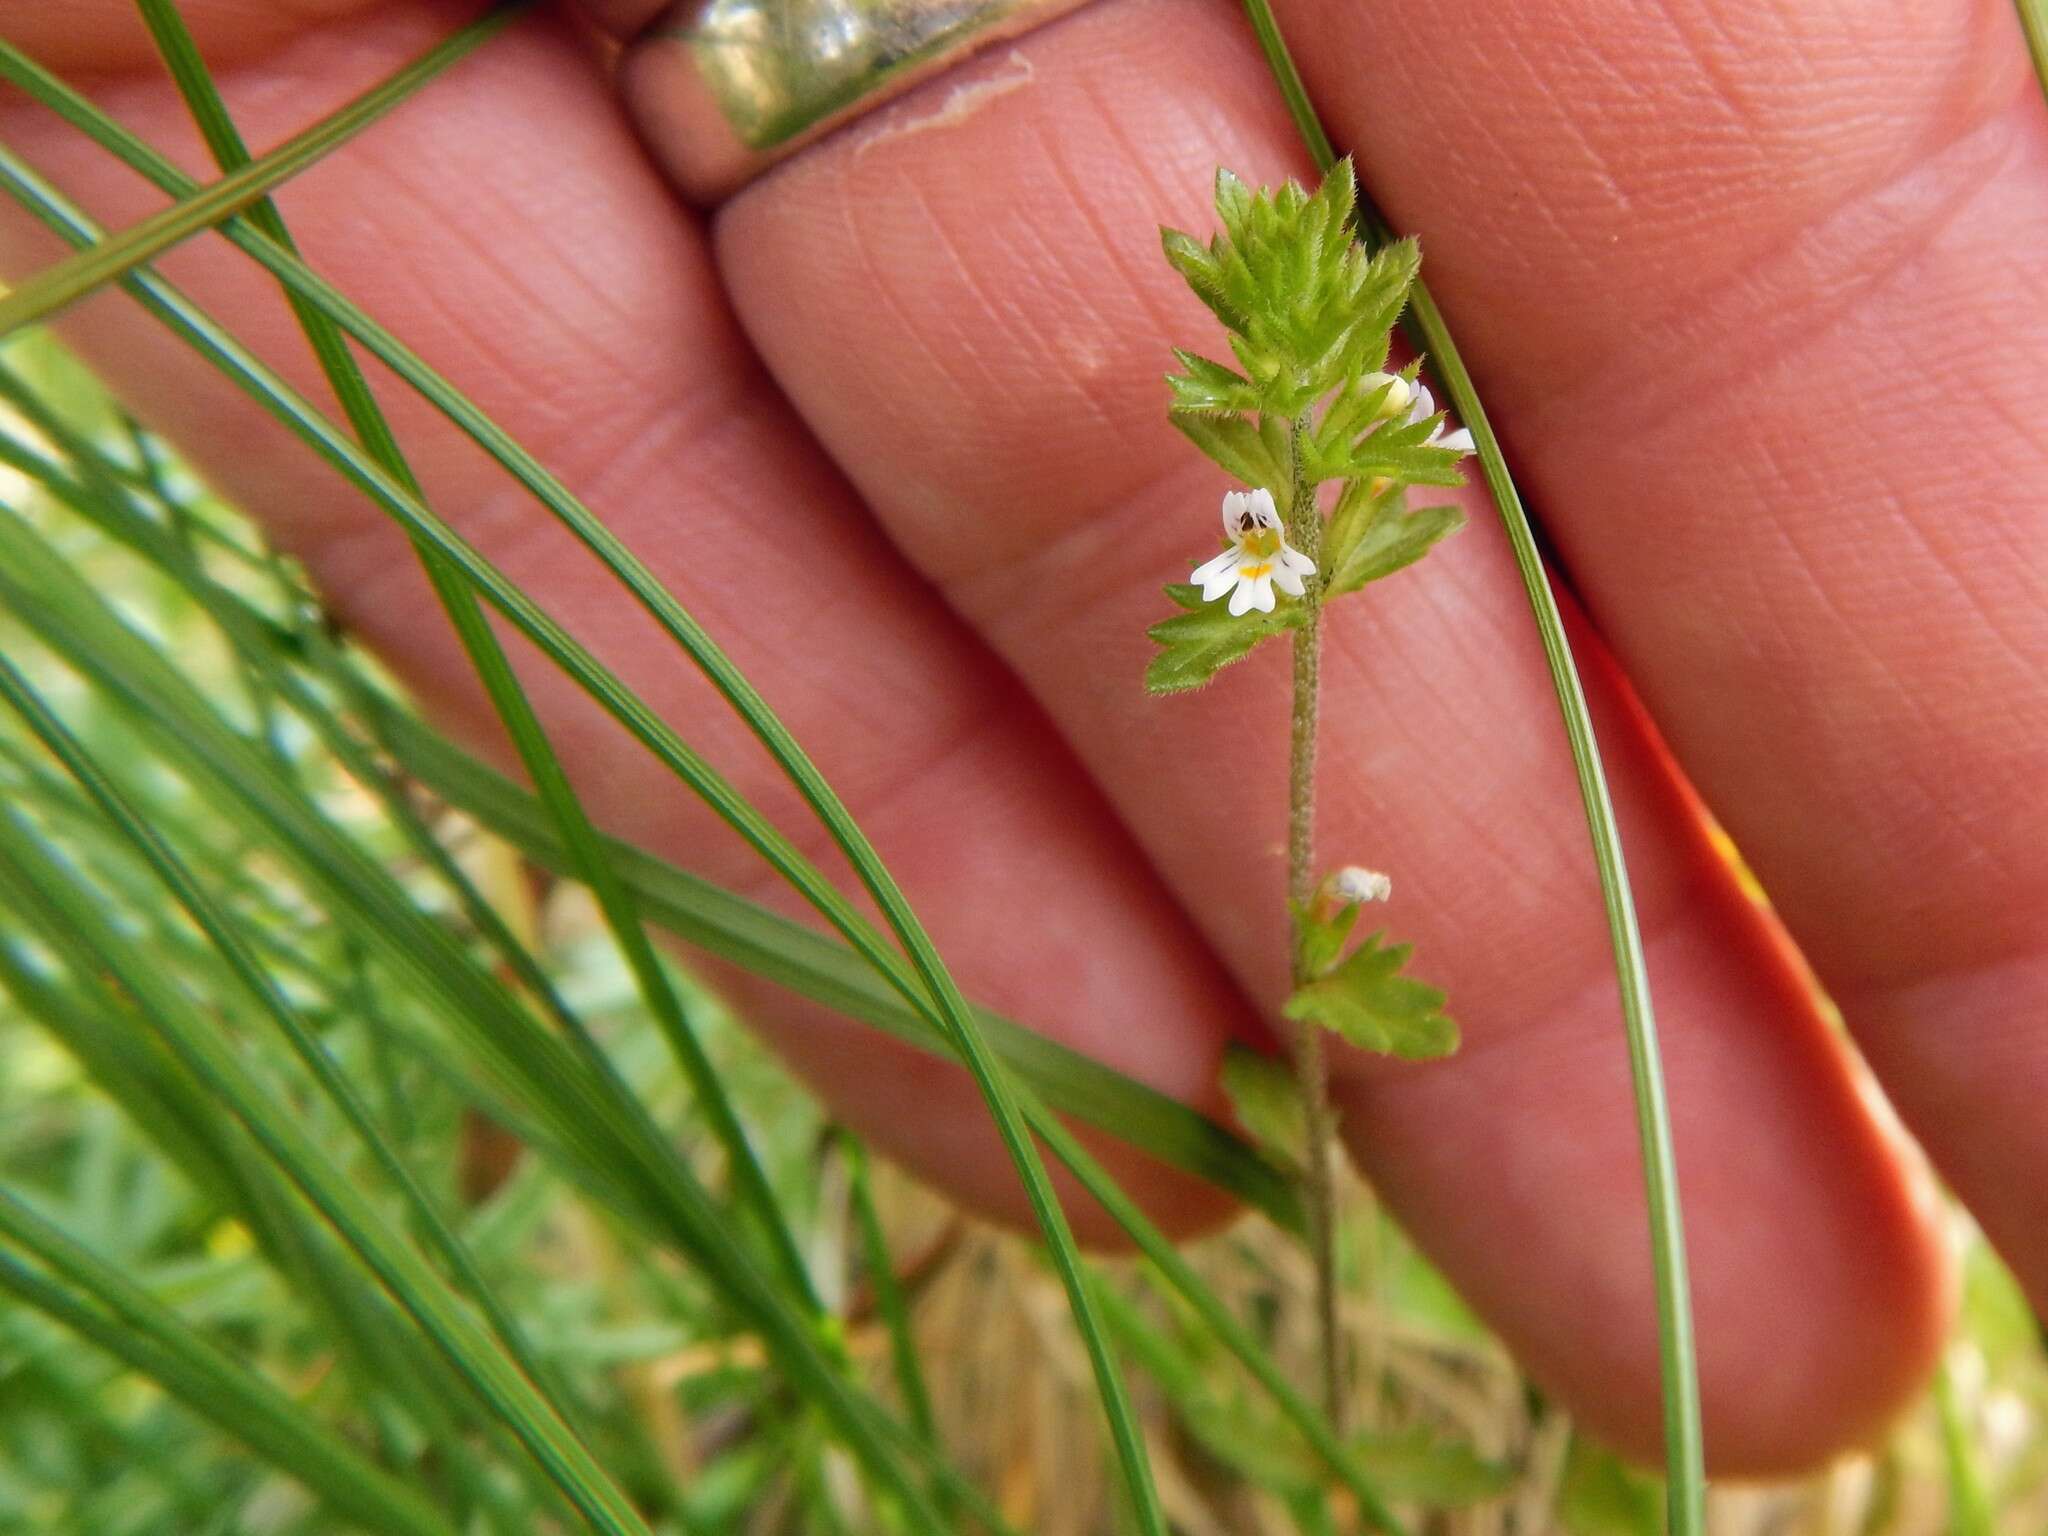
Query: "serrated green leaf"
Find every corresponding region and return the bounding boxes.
[1304,407,1468,486]
[1325,478,1465,597]
[1166,164,1420,415]
[1283,930,1457,1059]
[1165,349,1261,414]
[1289,896,1360,980]
[1168,411,1285,495]
[1218,1044,1305,1171]
[1311,371,1403,461]
[1145,583,1301,694]
[1160,228,1246,333]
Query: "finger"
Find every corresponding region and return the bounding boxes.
[0,0,417,72]
[0,5,1254,1241]
[698,0,1947,1469]
[1279,0,2048,1312]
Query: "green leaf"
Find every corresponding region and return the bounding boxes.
[1164,162,1418,416]
[1289,895,1361,979]
[1324,478,1465,597]
[1168,408,1283,490]
[1283,931,1457,1060]
[1159,229,1245,333]
[1302,405,1468,486]
[1145,582,1302,694]
[1164,348,1261,414]
[1218,1045,1305,1171]
[1310,369,1405,459]
[1557,1435,1664,1536]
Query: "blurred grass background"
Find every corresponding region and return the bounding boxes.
[1,326,2045,1534]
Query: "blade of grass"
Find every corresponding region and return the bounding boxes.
[2016,0,2048,106]
[1935,1357,1996,1536]
[132,0,821,1319]
[0,1190,458,1536]
[365,693,1304,1231]
[0,497,953,1535]
[1234,6,1705,1527]
[0,396,1296,1228]
[0,4,522,338]
[4,429,1369,1524]
[0,129,1162,1529]
[840,1135,939,1450]
[0,857,491,1508]
[0,644,593,1446]
[0,805,660,1536]
[1025,1097,1409,1536]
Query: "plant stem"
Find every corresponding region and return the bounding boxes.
[1283,414,1344,1431]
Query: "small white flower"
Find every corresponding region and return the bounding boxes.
[1189,488,1318,617]
[1403,380,1475,456]
[1363,371,1474,457]
[1363,370,1415,418]
[1329,866,1392,905]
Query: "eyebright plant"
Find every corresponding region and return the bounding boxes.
[1149,160,1466,1424]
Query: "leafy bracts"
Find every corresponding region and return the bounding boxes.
[1147,158,1463,1067]
[1162,163,1417,420]
[1147,159,1471,696]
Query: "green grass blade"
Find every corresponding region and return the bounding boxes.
[1025,1101,1408,1535]
[1936,1358,1996,1536]
[2016,0,2048,106]
[0,5,520,338]
[0,809,657,1536]
[0,645,588,1446]
[0,496,952,1534]
[368,698,1305,1230]
[0,1191,458,1536]
[0,132,1161,1529]
[1234,6,1705,1527]
[841,1136,939,1448]
[1,391,1295,1229]
[131,0,821,1321]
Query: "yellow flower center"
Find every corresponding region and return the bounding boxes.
[1240,527,1282,558]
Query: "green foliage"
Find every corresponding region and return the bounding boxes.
[1323,478,1466,598]
[1556,1436,1664,1536]
[1147,159,1464,695]
[1169,408,1289,496]
[1144,582,1303,694]
[1161,163,1415,421]
[1290,896,1361,981]
[1283,930,1457,1062]
[1218,1044,1307,1172]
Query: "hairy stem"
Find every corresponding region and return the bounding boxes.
[1283,413,1344,1430]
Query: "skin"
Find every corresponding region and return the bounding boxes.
[2,0,2042,1475]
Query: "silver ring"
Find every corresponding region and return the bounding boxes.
[620,0,1092,203]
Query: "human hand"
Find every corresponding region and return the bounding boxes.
[4,0,2040,1475]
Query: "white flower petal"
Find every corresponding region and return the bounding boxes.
[1245,487,1279,524]
[1272,564,1306,598]
[1191,548,1238,590]
[1246,574,1277,613]
[1331,866,1392,904]
[1367,371,1410,416]
[1438,427,1475,455]
[1407,382,1435,426]
[1219,489,1250,535]
[1280,547,1317,576]
[1227,578,1255,617]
